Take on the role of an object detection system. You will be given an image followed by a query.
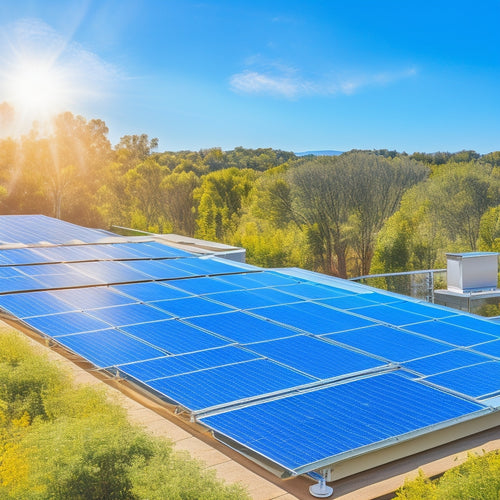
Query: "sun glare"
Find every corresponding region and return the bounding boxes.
[5,59,69,122]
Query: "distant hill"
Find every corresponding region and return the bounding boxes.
[295,150,343,157]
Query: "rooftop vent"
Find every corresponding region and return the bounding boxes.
[446,252,498,293]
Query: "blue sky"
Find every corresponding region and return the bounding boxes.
[0,0,499,153]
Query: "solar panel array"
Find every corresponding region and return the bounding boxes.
[0,215,498,477]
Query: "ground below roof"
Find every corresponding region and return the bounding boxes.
[5,321,499,500]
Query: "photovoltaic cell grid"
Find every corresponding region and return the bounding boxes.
[0,215,498,477]
[199,372,486,474]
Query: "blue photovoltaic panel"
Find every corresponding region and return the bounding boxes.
[50,287,137,309]
[168,276,245,295]
[0,267,24,278]
[246,335,385,379]
[276,283,350,300]
[122,259,194,280]
[209,288,299,310]
[69,261,152,283]
[152,296,234,318]
[199,372,484,473]
[356,291,402,304]
[128,241,192,258]
[112,282,192,302]
[167,257,243,276]
[423,361,500,398]
[215,273,278,289]
[403,321,497,347]
[0,291,77,318]
[24,311,112,337]
[56,329,165,367]
[30,272,102,289]
[118,346,260,382]
[472,340,500,358]
[0,248,51,265]
[0,276,48,294]
[185,311,300,343]
[147,358,315,411]
[233,271,300,287]
[86,303,174,326]
[441,315,500,337]
[317,295,386,310]
[389,301,457,319]
[14,263,73,276]
[32,245,100,263]
[0,215,111,245]
[327,325,450,362]
[124,260,196,280]
[252,303,375,335]
[353,304,431,326]
[120,319,231,354]
[402,349,493,376]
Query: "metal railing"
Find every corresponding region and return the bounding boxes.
[349,269,447,303]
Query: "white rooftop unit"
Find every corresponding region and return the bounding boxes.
[446,252,499,293]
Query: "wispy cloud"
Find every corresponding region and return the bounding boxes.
[229,62,417,99]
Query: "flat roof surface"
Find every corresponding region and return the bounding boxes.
[0,215,498,480]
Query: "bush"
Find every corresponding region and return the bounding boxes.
[0,330,249,500]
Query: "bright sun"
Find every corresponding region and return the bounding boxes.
[5,59,69,122]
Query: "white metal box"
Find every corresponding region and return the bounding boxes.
[446,252,498,293]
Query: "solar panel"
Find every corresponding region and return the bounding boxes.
[0,267,24,278]
[23,311,112,337]
[402,349,493,376]
[168,276,245,295]
[216,273,280,289]
[69,261,152,283]
[199,372,484,474]
[0,276,48,294]
[166,257,244,276]
[317,294,386,310]
[32,245,101,263]
[14,263,74,276]
[0,291,77,318]
[275,283,350,300]
[124,260,197,280]
[50,287,137,309]
[403,320,497,347]
[389,301,457,319]
[423,361,500,398]
[152,296,234,318]
[112,282,192,302]
[0,215,111,245]
[86,303,174,326]
[185,311,300,344]
[472,340,500,358]
[0,247,51,265]
[352,304,431,326]
[147,358,315,411]
[209,288,299,309]
[327,325,450,362]
[245,335,385,379]
[117,346,260,382]
[120,319,232,354]
[441,315,500,337]
[232,271,300,287]
[55,329,165,367]
[126,241,192,258]
[251,303,375,335]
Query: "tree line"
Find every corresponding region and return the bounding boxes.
[1,111,500,278]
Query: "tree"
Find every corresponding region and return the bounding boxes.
[195,168,256,241]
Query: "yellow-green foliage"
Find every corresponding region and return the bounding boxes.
[395,451,500,500]
[0,330,249,500]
